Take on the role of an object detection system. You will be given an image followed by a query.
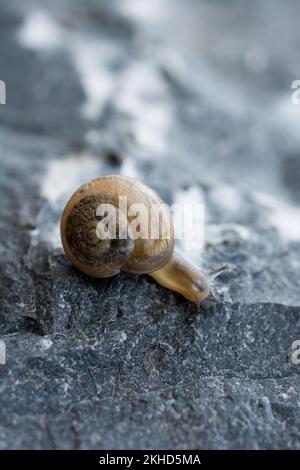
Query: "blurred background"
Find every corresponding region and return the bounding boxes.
[0,0,300,450]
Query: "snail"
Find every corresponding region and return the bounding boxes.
[60,175,228,305]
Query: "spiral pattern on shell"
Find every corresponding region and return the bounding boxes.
[64,193,135,277]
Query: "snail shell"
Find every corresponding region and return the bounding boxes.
[61,175,174,278]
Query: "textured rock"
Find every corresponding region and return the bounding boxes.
[0,0,300,449]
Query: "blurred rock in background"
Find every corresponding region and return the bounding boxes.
[0,0,300,449]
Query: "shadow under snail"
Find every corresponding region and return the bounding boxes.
[60,175,228,306]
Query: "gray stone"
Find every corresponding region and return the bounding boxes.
[0,0,300,450]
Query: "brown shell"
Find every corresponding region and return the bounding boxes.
[60,175,174,278]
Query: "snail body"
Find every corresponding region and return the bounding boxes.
[61,175,227,305]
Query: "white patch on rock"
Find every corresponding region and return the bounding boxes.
[42,154,99,202]
[71,40,119,119]
[18,10,119,120]
[16,302,26,309]
[115,63,172,155]
[120,157,142,180]
[210,184,242,214]
[118,332,127,343]
[254,192,300,242]
[40,338,53,350]
[18,10,62,50]
[120,0,167,24]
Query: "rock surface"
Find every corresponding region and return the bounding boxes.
[0,0,300,449]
